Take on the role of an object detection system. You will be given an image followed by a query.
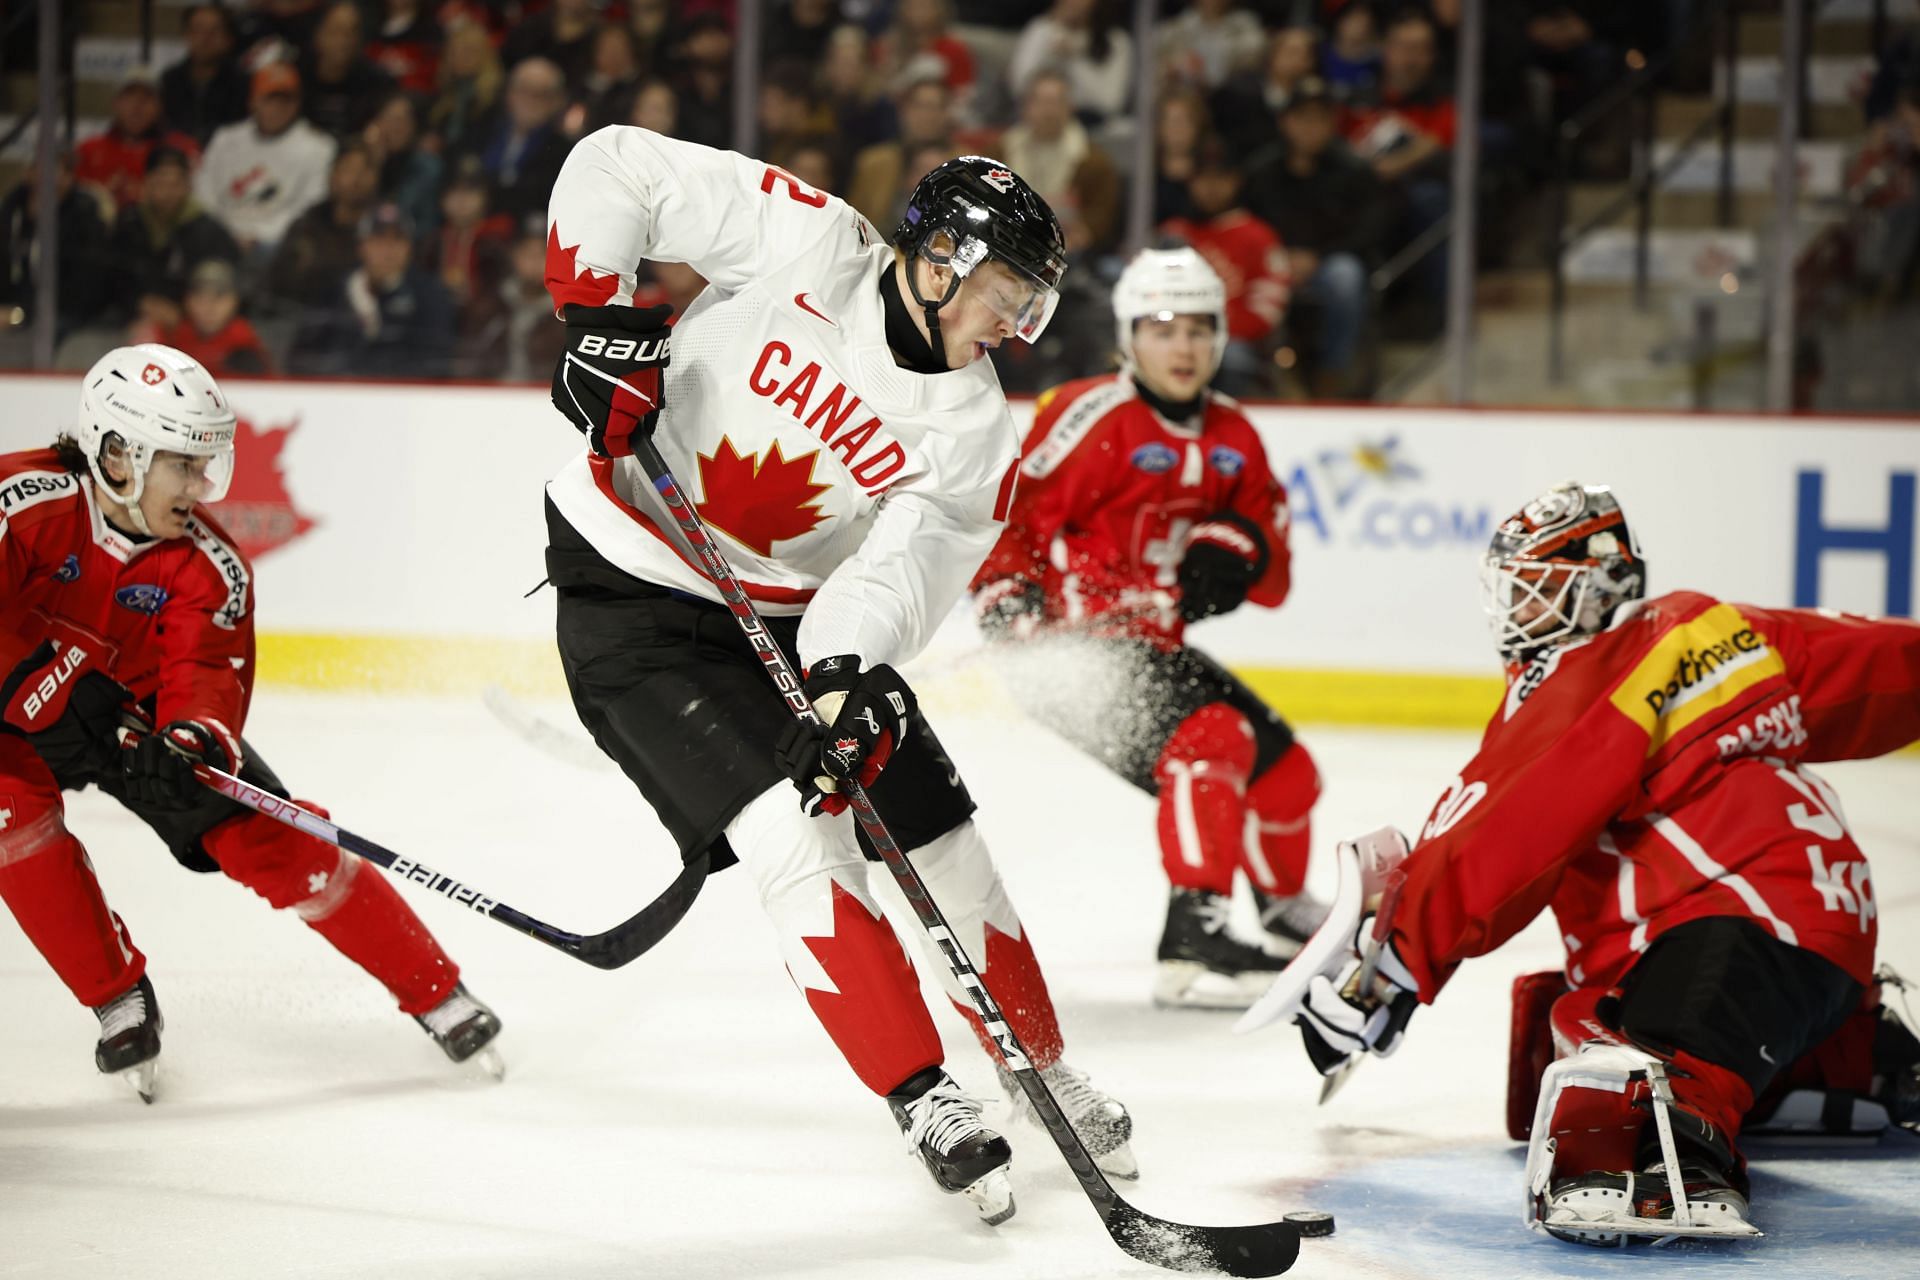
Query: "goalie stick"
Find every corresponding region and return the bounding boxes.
[635,436,1303,1279]
[193,762,705,970]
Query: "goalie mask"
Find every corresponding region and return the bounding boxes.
[894,155,1067,365]
[1482,482,1646,661]
[76,344,236,534]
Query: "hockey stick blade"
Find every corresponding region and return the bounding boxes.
[636,439,1302,1276]
[194,763,705,969]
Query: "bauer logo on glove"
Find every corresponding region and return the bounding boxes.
[550,302,674,459]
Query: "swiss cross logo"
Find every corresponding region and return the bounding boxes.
[981,167,1016,193]
[141,363,167,385]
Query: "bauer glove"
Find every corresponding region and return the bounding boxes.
[1177,513,1268,623]
[1296,912,1420,1076]
[773,656,916,817]
[121,720,232,812]
[551,302,673,458]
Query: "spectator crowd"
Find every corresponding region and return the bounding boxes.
[3,1,1684,397]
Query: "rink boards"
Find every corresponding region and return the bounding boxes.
[3,373,1915,728]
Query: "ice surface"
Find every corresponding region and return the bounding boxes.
[4,690,1916,1279]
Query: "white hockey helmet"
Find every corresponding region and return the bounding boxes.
[1112,246,1229,375]
[75,344,237,522]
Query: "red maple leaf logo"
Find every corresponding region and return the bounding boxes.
[544,223,622,311]
[205,415,318,561]
[696,437,831,556]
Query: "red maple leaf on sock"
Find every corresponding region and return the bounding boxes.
[697,437,832,556]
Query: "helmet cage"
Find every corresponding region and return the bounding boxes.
[1479,483,1644,661]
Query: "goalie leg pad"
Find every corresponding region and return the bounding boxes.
[1153,703,1255,895]
[1508,969,1571,1140]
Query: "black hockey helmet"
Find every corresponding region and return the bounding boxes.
[893,155,1068,356]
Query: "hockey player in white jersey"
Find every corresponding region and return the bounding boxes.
[539,131,1134,1224]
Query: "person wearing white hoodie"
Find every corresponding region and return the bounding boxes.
[195,64,336,258]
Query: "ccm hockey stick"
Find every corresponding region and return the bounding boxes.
[193,762,705,970]
[634,437,1301,1279]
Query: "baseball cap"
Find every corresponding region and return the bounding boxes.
[1284,76,1335,112]
[187,259,238,294]
[359,202,416,240]
[251,63,300,103]
[118,64,161,93]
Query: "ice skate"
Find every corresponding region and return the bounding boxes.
[1872,964,1920,1130]
[1252,887,1330,959]
[996,1058,1138,1179]
[1154,888,1287,1009]
[93,974,162,1103]
[1542,1158,1759,1246]
[887,1068,1015,1224]
[415,983,504,1080]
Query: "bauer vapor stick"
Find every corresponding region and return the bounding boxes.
[635,436,1301,1279]
[192,763,702,970]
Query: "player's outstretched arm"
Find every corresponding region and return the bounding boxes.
[1751,604,1920,762]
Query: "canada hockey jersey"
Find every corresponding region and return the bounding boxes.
[0,449,255,765]
[1393,590,1920,1001]
[971,373,1292,646]
[542,125,1023,670]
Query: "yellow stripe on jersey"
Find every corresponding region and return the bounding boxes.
[1607,603,1787,754]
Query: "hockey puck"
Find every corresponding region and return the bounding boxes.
[1284,1211,1336,1238]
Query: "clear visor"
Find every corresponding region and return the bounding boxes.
[1479,556,1590,657]
[973,269,1060,343]
[145,447,235,504]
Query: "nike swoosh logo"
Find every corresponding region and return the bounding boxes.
[794,293,836,326]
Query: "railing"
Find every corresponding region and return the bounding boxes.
[1544,0,1745,383]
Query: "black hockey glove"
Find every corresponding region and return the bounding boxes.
[974,576,1045,642]
[1177,513,1269,623]
[121,721,232,812]
[773,656,917,817]
[550,302,674,458]
[1295,913,1419,1076]
[0,641,131,783]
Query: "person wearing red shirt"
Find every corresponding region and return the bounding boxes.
[972,247,1324,1009]
[0,345,500,1101]
[1285,482,1920,1246]
[72,67,201,212]
[158,260,273,378]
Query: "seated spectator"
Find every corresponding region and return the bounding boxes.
[1343,8,1453,309]
[157,259,272,378]
[366,0,442,96]
[428,160,514,306]
[768,0,844,72]
[429,18,503,157]
[1522,2,1625,122]
[161,4,249,146]
[1211,25,1319,155]
[73,67,200,213]
[998,68,1120,256]
[109,146,240,330]
[759,60,837,173]
[266,141,380,308]
[1153,86,1211,224]
[579,24,642,133]
[1244,79,1387,396]
[878,0,977,113]
[292,202,453,377]
[0,154,113,338]
[627,0,683,75]
[463,57,574,223]
[301,1,398,138]
[847,75,958,227]
[1159,0,1266,92]
[1158,139,1290,397]
[782,138,840,197]
[670,14,736,151]
[1323,1,1382,94]
[195,64,338,258]
[503,0,601,91]
[820,25,895,153]
[625,77,679,135]
[1848,78,1920,300]
[1008,0,1134,128]
[460,225,565,381]
[365,93,442,237]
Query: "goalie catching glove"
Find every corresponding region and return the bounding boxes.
[550,302,673,458]
[774,656,917,816]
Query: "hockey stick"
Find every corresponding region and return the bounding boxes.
[634,436,1300,1279]
[192,761,706,970]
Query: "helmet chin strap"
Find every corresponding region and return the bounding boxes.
[88,447,154,537]
[905,256,966,373]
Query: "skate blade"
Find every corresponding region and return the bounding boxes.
[121,1059,159,1104]
[463,1046,507,1083]
[962,1166,1016,1226]
[1095,1142,1139,1181]
[1543,1192,1762,1246]
[1152,962,1278,1010]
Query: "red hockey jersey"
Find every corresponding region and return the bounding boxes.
[1157,211,1292,344]
[0,449,255,764]
[973,374,1292,646]
[1394,590,1920,1002]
